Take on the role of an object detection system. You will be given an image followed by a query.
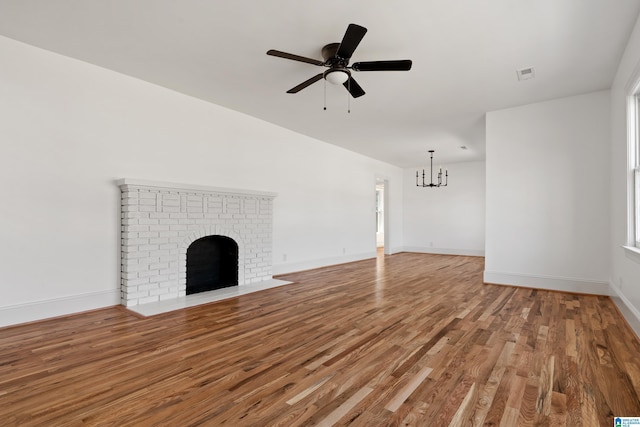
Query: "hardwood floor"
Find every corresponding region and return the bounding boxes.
[1,252,639,426]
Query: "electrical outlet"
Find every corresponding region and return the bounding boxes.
[283,254,287,262]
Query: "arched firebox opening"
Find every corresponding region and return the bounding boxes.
[186,235,238,295]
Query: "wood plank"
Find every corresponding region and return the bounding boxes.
[385,365,434,412]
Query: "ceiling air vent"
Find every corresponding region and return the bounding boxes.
[516,67,535,81]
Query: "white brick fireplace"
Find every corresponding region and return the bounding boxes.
[118,179,276,307]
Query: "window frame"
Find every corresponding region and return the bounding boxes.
[624,81,640,262]
[634,96,640,247]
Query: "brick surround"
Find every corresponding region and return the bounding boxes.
[117,179,276,307]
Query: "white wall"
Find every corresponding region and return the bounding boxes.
[403,161,485,256]
[0,36,403,327]
[485,90,611,294]
[610,13,640,332]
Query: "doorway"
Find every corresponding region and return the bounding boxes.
[375,178,390,255]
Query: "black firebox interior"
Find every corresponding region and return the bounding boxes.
[186,235,238,295]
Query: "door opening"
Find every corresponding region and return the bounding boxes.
[375,178,390,255]
[376,183,385,250]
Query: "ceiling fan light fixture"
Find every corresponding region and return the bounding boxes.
[324,69,350,85]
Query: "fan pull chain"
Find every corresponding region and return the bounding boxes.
[347,78,351,114]
[323,79,327,111]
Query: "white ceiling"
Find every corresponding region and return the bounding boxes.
[1,1,639,167]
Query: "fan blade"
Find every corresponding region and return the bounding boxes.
[286,73,324,93]
[351,60,413,71]
[336,24,367,60]
[267,50,324,66]
[343,77,366,98]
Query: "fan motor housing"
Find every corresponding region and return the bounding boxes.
[322,43,348,66]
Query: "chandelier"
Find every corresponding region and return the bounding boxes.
[416,150,448,188]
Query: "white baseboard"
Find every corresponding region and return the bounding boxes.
[483,270,610,295]
[0,289,120,328]
[273,251,377,275]
[402,246,485,257]
[609,281,640,338]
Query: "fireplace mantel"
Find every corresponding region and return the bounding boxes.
[116,178,277,198]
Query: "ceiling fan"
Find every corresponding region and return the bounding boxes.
[267,24,412,98]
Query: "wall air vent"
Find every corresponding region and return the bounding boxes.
[516,67,536,81]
